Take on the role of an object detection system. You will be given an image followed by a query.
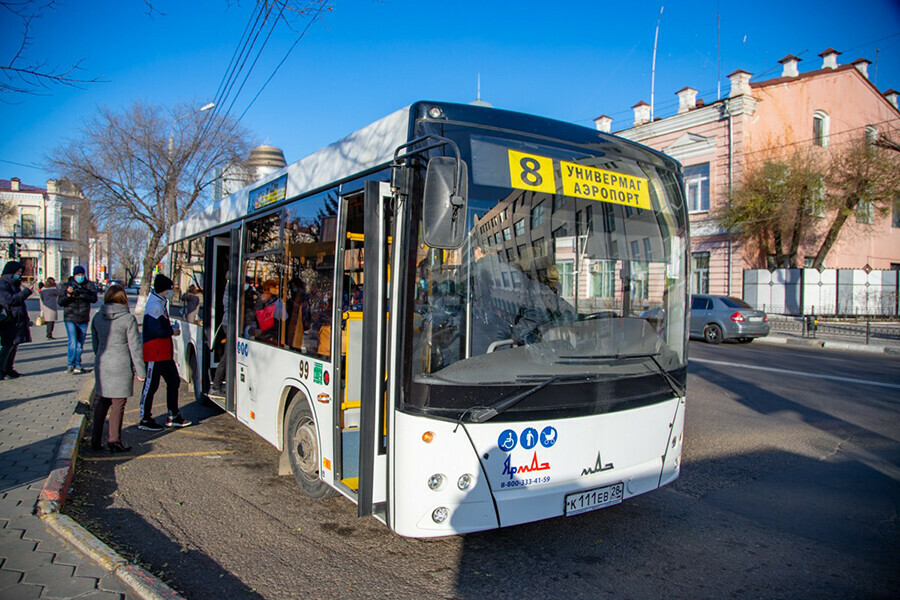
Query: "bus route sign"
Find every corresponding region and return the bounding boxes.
[249,174,288,211]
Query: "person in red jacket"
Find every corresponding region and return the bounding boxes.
[138,274,192,431]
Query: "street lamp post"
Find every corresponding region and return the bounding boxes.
[165,102,215,228]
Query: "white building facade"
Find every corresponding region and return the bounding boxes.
[0,177,90,284]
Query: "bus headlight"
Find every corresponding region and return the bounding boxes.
[427,474,444,491]
[457,473,473,490]
[432,507,449,523]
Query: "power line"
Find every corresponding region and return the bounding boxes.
[238,2,327,122]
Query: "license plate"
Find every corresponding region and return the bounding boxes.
[749,316,763,322]
[565,482,624,516]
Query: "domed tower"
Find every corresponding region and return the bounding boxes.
[246,145,287,180]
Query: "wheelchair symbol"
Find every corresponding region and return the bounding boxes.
[498,429,518,452]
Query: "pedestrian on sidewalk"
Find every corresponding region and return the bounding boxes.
[139,273,192,431]
[90,284,146,452]
[58,265,98,374]
[39,277,61,339]
[0,261,33,380]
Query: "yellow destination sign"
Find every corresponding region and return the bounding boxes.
[560,161,651,210]
[508,150,556,194]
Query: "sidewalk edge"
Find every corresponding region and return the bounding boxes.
[36,377,185,600]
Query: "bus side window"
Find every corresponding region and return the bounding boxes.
[241,212,284,346]
[284,190,337,359]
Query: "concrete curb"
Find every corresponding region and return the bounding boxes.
[34,377,184,600]
[759,335,897,354]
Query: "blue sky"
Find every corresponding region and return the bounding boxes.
[2,0,899,186]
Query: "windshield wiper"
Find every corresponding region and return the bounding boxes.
[468,374,588,423]
[644,354,686,398]
[561,352,685,398]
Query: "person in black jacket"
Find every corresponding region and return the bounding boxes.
[57,265,98,374]
[0,261,33,380]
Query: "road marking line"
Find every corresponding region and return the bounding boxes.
[690,358,900,391]
[82,450,237,461]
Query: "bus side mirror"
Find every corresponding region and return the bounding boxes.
[422,156,468,249]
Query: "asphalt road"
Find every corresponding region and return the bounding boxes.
[64,340,900,599]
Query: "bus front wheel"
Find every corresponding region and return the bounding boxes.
[287,400,335,500]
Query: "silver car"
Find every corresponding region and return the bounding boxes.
[690,294,770,344]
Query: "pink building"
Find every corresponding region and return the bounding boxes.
[600,48,900,296]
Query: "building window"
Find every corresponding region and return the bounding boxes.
[530,201,545,229]
[556,261,574,297]
[643,238,653,261]
[502,227,511,241]
[684,163,710,213]
[60,257,72,278]
[865,125,878,148]
[893,196,900,228]
[813,111,829,147]
[856,200,874,224]
[807,177,826,218]
[514,219,525,237]
[590,260,616,298]
[691,252,710,294]
[60,216,73,240]
[20,214,36,237]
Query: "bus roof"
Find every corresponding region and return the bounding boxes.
[170,101,680,242]
[170,105,412,241]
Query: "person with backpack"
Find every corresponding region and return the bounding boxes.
[138,273,192,431]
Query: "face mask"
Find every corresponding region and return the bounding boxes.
[163,289,174,300]
[244,284,249,291]
[13,274,21,281]
[74,275,85,284]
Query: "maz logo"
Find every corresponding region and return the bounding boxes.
[581,452,614,476]
[236,341,249,357]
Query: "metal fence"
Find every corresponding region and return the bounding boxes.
[744,268,899,317]
[768,316,900,343]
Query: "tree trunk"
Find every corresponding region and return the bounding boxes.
[813,196,857,269]
[135,229,163,316]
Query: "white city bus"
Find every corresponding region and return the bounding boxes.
[165,101,689,537]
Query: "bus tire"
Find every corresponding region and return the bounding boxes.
[287,400,335,500]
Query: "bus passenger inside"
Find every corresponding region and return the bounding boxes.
[250,279,286,345]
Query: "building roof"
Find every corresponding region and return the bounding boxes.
[778,54,802,64]
[632,100,650,108]
[0,179,46,194]
[818,48,841,56]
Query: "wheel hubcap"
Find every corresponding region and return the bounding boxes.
[293,418,318,479]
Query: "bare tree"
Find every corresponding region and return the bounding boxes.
[812,129,900,268]
[1,1,105,95]
[50,101,254,305]
[720,150,825,268]
[107,221,146,286]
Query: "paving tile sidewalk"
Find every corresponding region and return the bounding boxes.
[0,315,140,599]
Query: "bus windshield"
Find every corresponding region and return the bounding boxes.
[406,133,688,420]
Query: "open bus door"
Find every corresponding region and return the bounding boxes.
[357,180,394,519]
[206,228,239,414]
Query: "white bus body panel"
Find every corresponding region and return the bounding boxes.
[170,107,412,242]
[391,398,683,537]
[171,320,202,383]
[235,339,338,487]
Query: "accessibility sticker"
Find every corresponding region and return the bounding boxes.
[560,161,651,210]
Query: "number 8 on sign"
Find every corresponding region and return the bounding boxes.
[508,150,556,194]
